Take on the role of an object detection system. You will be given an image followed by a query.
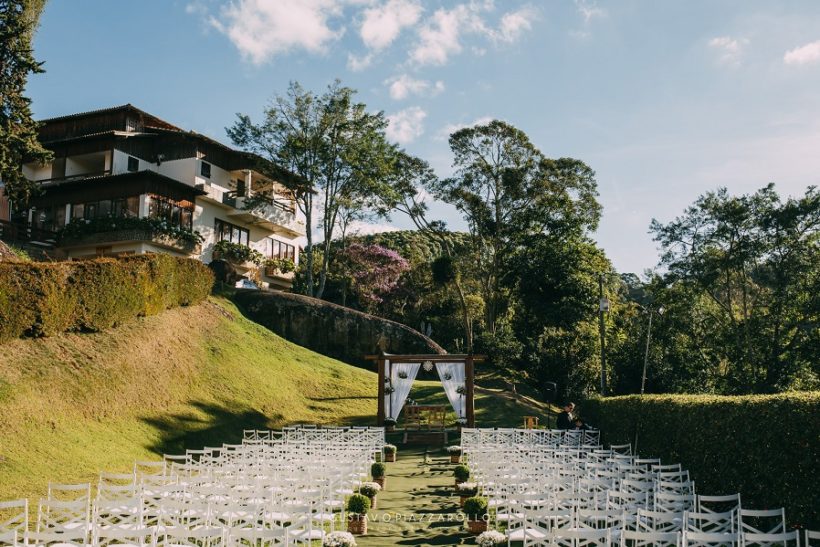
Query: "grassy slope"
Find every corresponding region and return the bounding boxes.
[0,297,553,502]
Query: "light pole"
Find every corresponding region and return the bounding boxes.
[640,306,664,395]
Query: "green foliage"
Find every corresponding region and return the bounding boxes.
[370,462,385,478]
[346,493,371,515]
[582,392,820,528]
[0,0,52,204]
[0,255,213,342]
[60,216,204,245]
[264,257,295,274]
[213,240,265,266]
[431,254,456,285]
[383,444,397,455]
[453,464,470,481]
[8,244,31,261]
[462,496,488,519]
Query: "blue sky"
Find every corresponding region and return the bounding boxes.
[26,0,820,274]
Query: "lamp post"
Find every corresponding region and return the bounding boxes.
[640,306,664,395]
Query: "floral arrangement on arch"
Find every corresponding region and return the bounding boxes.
[456,385,467,395]
[397,370,408,379]
[476,530,506,546]
[443,372,452,381]
[384,386,395,395]
[323,531,358,547]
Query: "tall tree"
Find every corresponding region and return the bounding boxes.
[0,0,51,204]
[227,81,393,298]
[436,120,602,334]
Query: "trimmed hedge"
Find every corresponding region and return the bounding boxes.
[0,255,213,342]
[582,393,820,528]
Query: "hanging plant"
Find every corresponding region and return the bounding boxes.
[443,373,452,381]
[456,385,467,395]
[397,371,408,379]
[385,386,396,395]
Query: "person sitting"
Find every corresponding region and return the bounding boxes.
[556,402,575,430]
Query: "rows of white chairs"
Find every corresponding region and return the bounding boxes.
[462,428,818,547]
[0,425,385,547]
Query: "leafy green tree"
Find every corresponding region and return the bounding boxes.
[227,81,394,298]
[0,0,52,204]
[435,120,601,335]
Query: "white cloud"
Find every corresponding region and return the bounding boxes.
[575,0,606,23]
[347,52,374,71]
[436,116,494,140]
[210,0,345,65]
[494,6,536,43]
[784,40,820,66]
[709,36,748,67]
[386,106,427,144]
[359,0,422,50]
[386,74,444,100]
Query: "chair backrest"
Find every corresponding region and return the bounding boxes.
[636,509,684,533]
[741,530,799,547]
[739,508,786,535]
[805,530,820,547]
[0,500,28,538]
[546,528,611,547]
[682,530,740,546]
[92,525,153,547]
[621,529,681,547]
[696,493,740,515]
[684,510,737,534]
[46,483,91,503]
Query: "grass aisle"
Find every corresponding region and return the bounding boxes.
[355,446,473,546]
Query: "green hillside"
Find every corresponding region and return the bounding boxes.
[0,296,550,502]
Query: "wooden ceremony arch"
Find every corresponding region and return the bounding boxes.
[364,352,486,428]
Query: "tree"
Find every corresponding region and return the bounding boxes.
[336,243,409,314]
[227,81,394,298]
[0,0,52,204]
[435,120,601,335]
[649,184,819,392]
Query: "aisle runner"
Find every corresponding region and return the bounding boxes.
[355,447,471,546]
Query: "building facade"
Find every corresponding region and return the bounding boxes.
[11,105,304,289]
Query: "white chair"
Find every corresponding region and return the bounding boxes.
[739,508,786,536]
[741,531,799,547]
[92,526,153,547]
[636,509,684,533]
[542,528,611,547]
[155,527,225,547]
[621,529,681,547]
[25,529,87,547]
[805,530,820,547]
[696,494,741,515]
[0,500,28,546]
[683,531,740,546]
[685,510,737,534]
[36,499,90,536]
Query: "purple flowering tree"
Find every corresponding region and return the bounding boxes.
[339,243,410,313]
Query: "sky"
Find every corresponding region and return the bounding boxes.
[25,0,820,274]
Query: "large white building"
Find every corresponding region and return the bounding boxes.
[10,104,305,289]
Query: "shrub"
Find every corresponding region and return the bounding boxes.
[371,462,386,479]
[454,464,470,482]
[462,496,488,520]
[346,494,371,515]
[447,445,462,455]
[383,417,397,427]
[358,482,381,497]
[383,444,397,455]
[60,216,204,244]
[582,393,820,528]
[0,255,214,343]
[213,240,265,266]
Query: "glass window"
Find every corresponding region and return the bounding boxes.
[72,203,85,220]
[126,196,139,217]
[98,200,111,217]
[85,203,97,219]
[201,161,211,178]
[127,156,139,172]
[215,218,249,246]
[181,209,192,230]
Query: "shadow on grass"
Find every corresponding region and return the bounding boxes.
[141,400,278,456]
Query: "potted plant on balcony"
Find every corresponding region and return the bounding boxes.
[383,444,397,462]
[358,481,381,509]
[264,257,295,277]
[476,530,506,546]
[346,494,370,535]
[212,240,265,266]
[323,531,357,547]
[453,464,470,486]
[447,445,462,464]
[463,496,489,534]
[455,482,478,507]
[383,417,397,432]
[371,462,386,489]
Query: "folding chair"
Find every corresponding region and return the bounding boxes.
[621,529,681,547]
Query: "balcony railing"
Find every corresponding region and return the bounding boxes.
[35,169,113,187]
[0,219,58,246]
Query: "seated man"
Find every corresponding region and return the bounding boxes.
[556,402,575,430]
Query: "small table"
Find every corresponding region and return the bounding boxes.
[523,415,539,429]
[403,404,449,444]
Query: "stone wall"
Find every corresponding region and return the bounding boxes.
[232,289,445,368]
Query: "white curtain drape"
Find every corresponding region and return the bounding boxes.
[435,362,466,419]
[385,361,421,420]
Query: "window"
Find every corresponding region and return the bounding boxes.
[147,195,194,230]
[200,161,211,178]
[71,197,141,222]
[127,156,139,172]
[215,218,250,246]
[270,239,296,260]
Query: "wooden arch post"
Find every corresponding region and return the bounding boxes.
[466,355,475,427]
[376,352,386,425]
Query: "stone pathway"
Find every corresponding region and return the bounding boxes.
[354,447,473,546]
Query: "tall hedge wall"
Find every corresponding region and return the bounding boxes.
[582,393,820,528]
[0,255,213,342]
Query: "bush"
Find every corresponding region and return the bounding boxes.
[0,255,214,343]
[358,482,381,497]
[454,464,470,482]
[582,393,820,528]
[346,494,371,515]
[371,462,386,478]
[462,496,488,520]
[383,444,397,455]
